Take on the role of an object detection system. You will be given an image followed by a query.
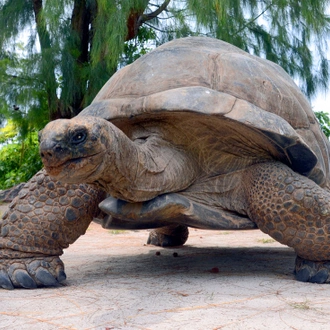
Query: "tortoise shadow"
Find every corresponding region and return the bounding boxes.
[65,244,297,285]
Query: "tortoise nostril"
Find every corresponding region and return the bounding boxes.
[40,151,54,158]
[40,142,64,160]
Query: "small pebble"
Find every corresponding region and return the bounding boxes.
[173,252,178,257]
[155,251,161,256]
[210,267,219,273]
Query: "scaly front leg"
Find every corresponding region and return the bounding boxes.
[0,169,105,289]
[243,162,330,283]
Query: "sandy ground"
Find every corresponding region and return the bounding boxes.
[1,203,330,330]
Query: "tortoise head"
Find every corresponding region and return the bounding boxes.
[39,116,113,183]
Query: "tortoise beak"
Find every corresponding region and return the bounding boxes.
[39,139,68,167]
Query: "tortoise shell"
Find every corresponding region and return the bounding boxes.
[80,37,330,187]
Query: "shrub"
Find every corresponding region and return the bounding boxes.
[0,131,42,189]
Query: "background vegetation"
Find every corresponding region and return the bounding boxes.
[1,0,330,188]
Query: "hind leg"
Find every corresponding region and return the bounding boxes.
[147,225,189,247]
[243,162,330,283]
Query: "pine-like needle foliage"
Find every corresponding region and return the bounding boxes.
[186,0,330,98]
[0,0,165,124]
[0,0,329,127]
[0,0,329,186]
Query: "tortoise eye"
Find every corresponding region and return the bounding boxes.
[71,130,87,144]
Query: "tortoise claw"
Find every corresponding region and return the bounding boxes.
[310,269,329,284]
[0,269,14,290]
[27,258,66,286]
[14,269,37,289]
[295,256,330,284]
[294,266,310,282]
[57,269,67,282]
[35,268,58,286]
[0,256,66,289]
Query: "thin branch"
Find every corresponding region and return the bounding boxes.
[0,72,45,85]
[156,15,176,20]
[139,0,171,24]
[144,22,176,34]
[126,0,171,41]
[232,2,273,36]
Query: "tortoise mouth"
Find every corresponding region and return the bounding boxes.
[44,157,85,174]
[43,151,105,180]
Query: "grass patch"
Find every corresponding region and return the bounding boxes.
[289,301,310,310]
[108,230,127,235]
[257,238,275,244]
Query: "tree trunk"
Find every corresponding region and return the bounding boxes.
[32,0,62,120]
[68,0,91,115]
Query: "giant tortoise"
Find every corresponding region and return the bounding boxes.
[1,37,330,289]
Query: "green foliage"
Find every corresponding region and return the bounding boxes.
[0,131,42,189]
[315,111,330,138]
[1,1,329,122]
[0,119,17,143]
[121,26,157,66]
[0,0,330,188]
[185,0,330,98]
[0,49,50,135]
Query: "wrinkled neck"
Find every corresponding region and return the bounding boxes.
[92,123,140,200]
[95,122,198,203]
